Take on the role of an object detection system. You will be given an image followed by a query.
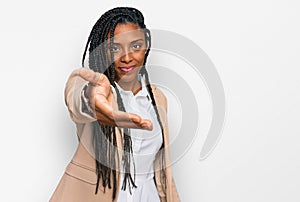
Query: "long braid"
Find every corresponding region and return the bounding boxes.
[140,67,167,189]
[140,27,167,190]
[85,10,120,199]
[80,7,166,201]
[109,15,138,194]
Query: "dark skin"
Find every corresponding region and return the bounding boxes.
[76,22,153,130]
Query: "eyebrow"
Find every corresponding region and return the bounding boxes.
[112,39,145,45]
[131,39,144,43]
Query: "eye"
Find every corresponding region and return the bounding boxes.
[111,45,120,52]
[132,44,142,50]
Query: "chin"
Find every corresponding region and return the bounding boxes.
[115,68,141,84]
[117,75,138,83]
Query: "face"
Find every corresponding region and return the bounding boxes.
[107,22,147,85]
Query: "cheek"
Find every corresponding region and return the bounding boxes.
[135,51,146,64]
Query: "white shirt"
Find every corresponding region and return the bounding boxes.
[115,75,162,202]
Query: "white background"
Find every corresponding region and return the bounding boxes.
[0,0,300,201]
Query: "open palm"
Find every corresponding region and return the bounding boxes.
[76,68,153,130]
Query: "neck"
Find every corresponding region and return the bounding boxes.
[116,79,142,95]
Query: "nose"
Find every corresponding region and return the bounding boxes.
[120,50,133,64]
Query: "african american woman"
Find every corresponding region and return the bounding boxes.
[50,7,180,202]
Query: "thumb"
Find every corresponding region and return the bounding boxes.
[72,68,104,85]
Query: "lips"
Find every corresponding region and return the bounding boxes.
[119,66,135,73]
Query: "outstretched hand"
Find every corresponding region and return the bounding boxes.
[75,68,153,130]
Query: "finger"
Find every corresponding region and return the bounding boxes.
[111,110,141,123]
[96,113,152,130]
[114,120,153,130]
[112,112,153,130]
[139,119,153,131]
[94,106,153,130]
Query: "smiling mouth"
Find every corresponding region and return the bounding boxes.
[119,66,135,73]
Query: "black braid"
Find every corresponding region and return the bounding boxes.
[108,15,138,194]
[81,7,166,201]
[140,67,167,190]
[140,28,166,190]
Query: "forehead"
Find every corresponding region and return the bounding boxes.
[110,22,145,42]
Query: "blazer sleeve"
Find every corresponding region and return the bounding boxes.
[64,68,97,124]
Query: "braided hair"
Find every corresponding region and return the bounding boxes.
[81,7,166,201]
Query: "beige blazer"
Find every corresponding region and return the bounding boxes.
[50,71,180,202]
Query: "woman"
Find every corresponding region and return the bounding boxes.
[50,7,180,202]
